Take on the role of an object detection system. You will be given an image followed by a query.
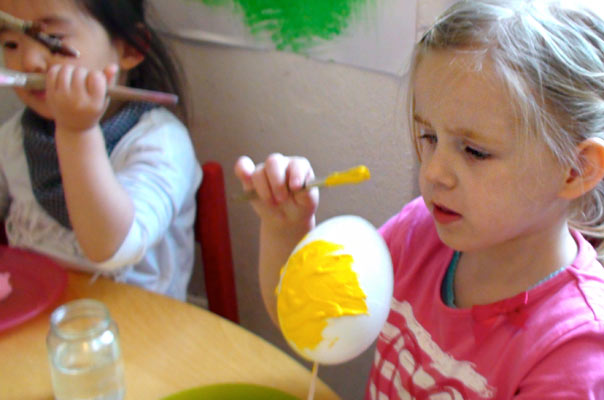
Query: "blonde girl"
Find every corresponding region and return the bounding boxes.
[236,0,604,398]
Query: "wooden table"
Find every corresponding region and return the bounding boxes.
[0,270,341,400]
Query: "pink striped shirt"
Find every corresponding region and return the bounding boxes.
[366,197,604,399]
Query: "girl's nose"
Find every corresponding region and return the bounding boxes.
[421,147,457,189]
[19,39,49,73]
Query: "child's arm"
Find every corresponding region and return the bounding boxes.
[47,64,135,262]
[234,154,319,324]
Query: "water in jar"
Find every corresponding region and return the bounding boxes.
[49,329,125,400]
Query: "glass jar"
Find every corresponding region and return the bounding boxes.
[47,299,125,400]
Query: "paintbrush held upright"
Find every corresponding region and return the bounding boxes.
[0,68,179,106]
[0,9,80,57]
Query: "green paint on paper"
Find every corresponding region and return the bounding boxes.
[193,0,368,51]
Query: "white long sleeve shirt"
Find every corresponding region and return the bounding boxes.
[0,107,202,300]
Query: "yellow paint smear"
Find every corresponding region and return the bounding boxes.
[277,240,368,352]
[324,165,370,187]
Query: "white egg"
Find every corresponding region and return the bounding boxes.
[276,215,393,365]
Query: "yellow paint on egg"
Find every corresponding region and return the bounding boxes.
[324,165,370,187]
[277,240,368,352]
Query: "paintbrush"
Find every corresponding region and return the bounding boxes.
[234,165,371,201]
[0,67,179,106]
[0,9,80,57]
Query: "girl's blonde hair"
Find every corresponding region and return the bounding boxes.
[411,0,604,261]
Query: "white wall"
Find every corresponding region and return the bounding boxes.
[173,40,419,399]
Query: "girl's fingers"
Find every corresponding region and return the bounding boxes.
[286,157,315,191]
[250,164,276,203]
[263,153,290,202]
[85,70,107,104]
[48,65,99,99]
[235,154,317,212]
[234,156,256,192]
[46,64,60,96]
[73,66,89,97]
[297,189,319,219]
[235,154,319,228]
[102,64,119,108]
[46,64,59,83]
[285,157,318,215]
[55,64,75,93]
[103,63,119,86]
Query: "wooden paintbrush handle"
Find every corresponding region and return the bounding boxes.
[0,9,29,31]
[23,73,178,105]
[106,85,178,106]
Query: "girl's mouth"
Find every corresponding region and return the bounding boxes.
[30,90,46,100]
[432,203,462,225]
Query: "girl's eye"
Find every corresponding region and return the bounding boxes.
[419,133,437,144]
[416,125,437,145]
[47,34,64,40]
[2,41,18,50]
[464,145,490,160]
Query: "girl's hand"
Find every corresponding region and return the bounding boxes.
[46,63,118,132]
[234,153,319,231]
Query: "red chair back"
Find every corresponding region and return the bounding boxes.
[196,161,239,323]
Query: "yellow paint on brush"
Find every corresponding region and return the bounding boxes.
[324,165,370,187]
[277,240,368,352]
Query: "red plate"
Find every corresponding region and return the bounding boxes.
[0,246,67,333]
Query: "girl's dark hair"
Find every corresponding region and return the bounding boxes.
[76,0,188,122]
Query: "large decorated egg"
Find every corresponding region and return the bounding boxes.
[276,215,393,365]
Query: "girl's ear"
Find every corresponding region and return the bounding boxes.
[559,138,604,199]
[114,38,145,71]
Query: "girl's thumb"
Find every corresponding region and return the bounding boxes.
[103,63,120,86]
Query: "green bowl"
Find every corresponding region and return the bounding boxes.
[161,383,300,400]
